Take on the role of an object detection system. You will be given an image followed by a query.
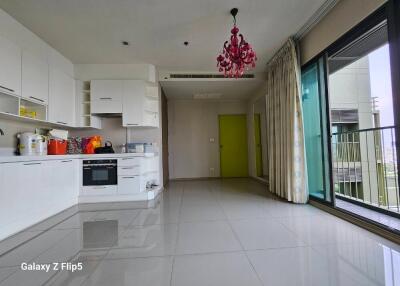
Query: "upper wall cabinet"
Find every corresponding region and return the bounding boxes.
[21,51,49,105]
[0,35,21,96]
[49,68,75,126]
[91,80,123,114]
[122,80,159,127]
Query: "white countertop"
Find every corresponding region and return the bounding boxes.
[0,153,157,163]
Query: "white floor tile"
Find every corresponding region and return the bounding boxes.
[175,221,242,255]
[179,201,226,222]
[106,224,178,259]
[230,218,306,250]
[91,209,141,226]
[82,256,173,286]
[279,215,363,246]
[247,247,334,286]
[172,252,262,286]
[0,178,398,286]
[131,205,180,226]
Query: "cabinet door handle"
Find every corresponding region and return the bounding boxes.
[122,176,136,179]
[61,160,72,163]
[93,186,106,189]
[126,123,138,126]
[0,85,14,93]
[57,121,67,125]
[99,97,112,100]
[121,166,139,169]
[23,162,42,165]
[121,158,134,160]
[29,96,45,103]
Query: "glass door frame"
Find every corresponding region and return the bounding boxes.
[302,0,400,222]
[301,55,335,206]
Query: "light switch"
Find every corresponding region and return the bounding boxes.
[209,138,215,143]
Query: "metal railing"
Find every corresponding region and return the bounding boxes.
[332,126,400,213]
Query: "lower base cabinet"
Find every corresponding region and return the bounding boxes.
[0,155,159,240]
[0,159,77,240]
[118,175,140,195]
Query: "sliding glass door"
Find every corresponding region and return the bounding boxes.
[301,57,332,202]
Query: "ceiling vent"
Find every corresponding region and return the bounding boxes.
[169,74,254,79]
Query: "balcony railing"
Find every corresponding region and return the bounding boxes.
[332,126,400,214]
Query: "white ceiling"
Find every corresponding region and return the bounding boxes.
[0,0,328,72]
[160,79,265,100]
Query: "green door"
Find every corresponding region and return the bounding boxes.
[254,113,263,177]
[219,114,248,177]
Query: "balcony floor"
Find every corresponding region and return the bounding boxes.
[336,197,400,231]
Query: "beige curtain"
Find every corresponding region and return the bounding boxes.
[265,38,308,203]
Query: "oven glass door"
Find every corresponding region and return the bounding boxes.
[83,165,117,186]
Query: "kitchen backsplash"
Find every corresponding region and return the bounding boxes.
[0,117,160,155]
[0,118,50,152]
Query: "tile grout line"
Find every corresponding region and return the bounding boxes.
[169,182,185,286]
[213,186,265,286]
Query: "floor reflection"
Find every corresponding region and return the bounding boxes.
[0,179,398,286]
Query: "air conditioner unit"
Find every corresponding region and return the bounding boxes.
[159,71,264,81]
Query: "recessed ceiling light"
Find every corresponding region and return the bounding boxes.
[183,41,189,46]
[122,41,130,46]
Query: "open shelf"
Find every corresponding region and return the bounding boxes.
[20,98,47,121]
[75,80,101,129]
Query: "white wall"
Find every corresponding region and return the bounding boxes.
[300,0,385,64]
[247,87,267,179]
[74,64,156,82]
[168,99,247,179]
[68,118,127,152]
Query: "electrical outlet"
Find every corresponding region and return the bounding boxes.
[209,138,215,143]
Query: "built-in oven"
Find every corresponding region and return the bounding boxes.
[82,159,117,186]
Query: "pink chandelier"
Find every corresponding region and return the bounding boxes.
[217,8,257,78]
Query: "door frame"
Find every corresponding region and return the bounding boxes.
[301,56,334,205]
[253,113,263,177]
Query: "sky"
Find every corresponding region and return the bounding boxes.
[368,44,394,127]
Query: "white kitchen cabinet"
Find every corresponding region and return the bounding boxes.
[21,51,49,105]
[0,161,44,240]
[122,80,143,126]
[0,35,21,96]
[49,68,75,126]
[91,80,123,101]
[91,99,122,114]
[122,80,159,127]
[91,80,123,114]
[52,159,78,207]
[117,156,142,194]
[0,159,78,240]
[80,186,117,196]
[118,175,140,195]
